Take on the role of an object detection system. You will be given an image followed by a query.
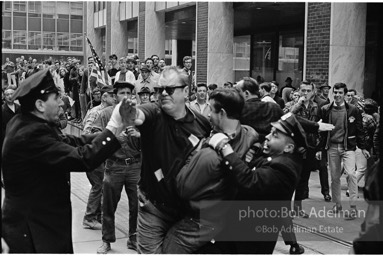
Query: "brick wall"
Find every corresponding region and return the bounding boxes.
[196,2,208,84]
[138,2,146,60]
[306,3,331,85]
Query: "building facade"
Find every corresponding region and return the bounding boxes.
[2,1,86,62]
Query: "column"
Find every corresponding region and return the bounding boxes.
[144,2,165,59]
[109,2,129,58]
[196,2,234,86]
[329,3,367,97]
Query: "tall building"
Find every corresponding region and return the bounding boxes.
[2,1,85,63]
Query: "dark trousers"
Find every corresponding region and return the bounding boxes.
[84,164,104,223]
[294,149,316,209]
[318,149,330,196]
[101,161,140,242]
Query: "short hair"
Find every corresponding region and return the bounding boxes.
[223,81,233,88]
[208,84,218,91]
[271,81,279,87]
[300,80,314,90]
[260,82,272,93]
[113,82,134,94]
[209,88,244,120]
[87,56,94,61]
[145,58,153,65]
[126,58,137,65]
[159,66,189,87]
[348,89,357,95]
[196,83,208,90]
[109,54,118,60]
[151,54,159,59]
[241,77,259,96]
[333,83,348,94]
[183,56,192,63]
[119,57,126,63]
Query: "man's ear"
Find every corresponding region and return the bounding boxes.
[35,99,45,113]
[283,143,295,154]
[244,90,250,99]
[220,108,227,118]
[184,85,189,95]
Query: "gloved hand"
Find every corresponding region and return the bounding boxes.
[119,98,138,126]
[107,102,123,131]
[209,133,229,152]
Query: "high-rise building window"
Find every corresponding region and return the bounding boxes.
[43,32,55,50]
[28,1,42,13]
[3,1,12,12]
[71,2,83,16]
[28,32,41,50]
[70,33,83,51]
[58,32,70,51]
[2,30,12,49]
[13,30,27,49]
[13,1,26,12]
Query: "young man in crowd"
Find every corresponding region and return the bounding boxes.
[107,54,119,85]
[318,82,369,220]
[94,81,141,253]
[188,83,212,118]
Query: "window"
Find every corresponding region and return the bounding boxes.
[13,1,26,12]
[3,1,12,12]
[43,32,55,50]
[58,33,70,51]
[2,30,12,49]
[234,35,251,81]
[71,2,83,16]
[13,15,27,30]
[165,40,172,55]
[43,2,55,14]
[14,31,27,49]
[101,29,106,56]
[57,2,69,14]
[28,16,41,31]
[28,32,41,50]
[70,33,83,51]
[28,2,42,13]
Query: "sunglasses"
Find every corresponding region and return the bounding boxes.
[154,85,186,96]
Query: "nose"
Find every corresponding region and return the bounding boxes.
[161,89,168,96]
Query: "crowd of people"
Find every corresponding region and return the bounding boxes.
[1,52,381,254]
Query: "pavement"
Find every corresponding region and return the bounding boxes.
[46,123,371,254]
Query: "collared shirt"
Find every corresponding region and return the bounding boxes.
[137,71,159,84]
[82,103,106,135]
[188,100,212,119]
[261,95,276,104]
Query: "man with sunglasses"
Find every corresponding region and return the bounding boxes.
[107,66,211,253]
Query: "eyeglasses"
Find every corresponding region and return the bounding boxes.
[154,85,186,96]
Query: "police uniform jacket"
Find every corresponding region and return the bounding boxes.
[1,112,120,253]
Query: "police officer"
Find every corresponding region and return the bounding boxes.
[1,69,121,253]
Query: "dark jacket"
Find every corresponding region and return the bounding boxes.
[1,113,120,253]
[1,103,21,146]
[319,101,365,151]
[223,152,302,254]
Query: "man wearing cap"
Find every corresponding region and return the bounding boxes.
[107,54,119,85]
[137,87,151,105]
[134,65,157,103]
[1,69,121,253]
[280,77,295,103]
[92,81,141,253]
[319,83,331,105]
[114,57,135,85]
[127,57,139,80]
[208,112,308,254]
[112,66,211,253]
[137,58,160,83]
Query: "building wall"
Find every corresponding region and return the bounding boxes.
[138,2,146,60]
[196,2,208,84]
[305,3,331,85]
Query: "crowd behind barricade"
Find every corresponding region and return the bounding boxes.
[1,52,381,254]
